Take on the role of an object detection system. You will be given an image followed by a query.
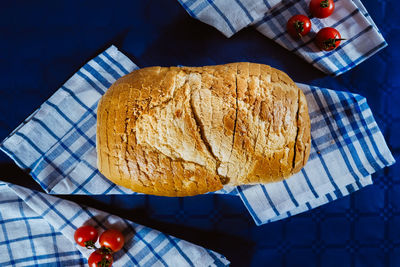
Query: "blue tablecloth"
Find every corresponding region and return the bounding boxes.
[0,0,399,266]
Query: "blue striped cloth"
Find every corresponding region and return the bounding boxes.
[237,83,395,225]
[0,181,229,266]
[178,0,387,76]
[0,46,395,226]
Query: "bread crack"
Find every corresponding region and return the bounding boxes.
[135,160,152,187]
[122,115,131,178]
[189,91,221,172]
[231,66,239,156]
[103,92,113,177]
[118,87,132,179]
[169,160,179,193]
[292,88,301,172]
[252,71,262,155]
[224,63,239,183]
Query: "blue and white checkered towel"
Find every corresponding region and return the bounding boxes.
[0,46,395,226]
[178,0,387,76]
[0,181,229,266]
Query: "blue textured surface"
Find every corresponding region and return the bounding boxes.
[0,0,398,266]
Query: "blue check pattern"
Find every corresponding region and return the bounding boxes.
[178,0,387,76]
[237,83,395,225]
[177,0,281,37]
[0,46,395,226]
[0,181,229,266]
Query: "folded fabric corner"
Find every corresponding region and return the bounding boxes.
[237,84,395,225]
[254,0,387,76]
[0,181,230,266]
[178,0,281,37]
[178,0,387,75]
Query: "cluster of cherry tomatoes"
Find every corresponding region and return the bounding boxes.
[286,0,344,51]
[74,225,125,267]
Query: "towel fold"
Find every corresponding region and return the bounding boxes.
[237,83,395,225]
[0,181,229,266]
[178,0,387,76]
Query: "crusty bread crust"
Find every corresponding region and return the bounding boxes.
[97,63,311,196]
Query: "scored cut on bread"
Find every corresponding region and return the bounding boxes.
[96,63,311,197]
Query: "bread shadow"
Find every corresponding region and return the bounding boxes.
[0,162,44,191]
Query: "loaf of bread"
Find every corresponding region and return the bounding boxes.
[96,63,310,197]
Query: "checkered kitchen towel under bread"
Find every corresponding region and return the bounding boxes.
[178,0,387,76]
[0,46,395,226]
[0,181,229,266]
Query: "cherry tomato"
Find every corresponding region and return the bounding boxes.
[287,15,312,38]
[74,225,98,248]
[309,0,335,18]
[315,27,344,51]
[88,250,113,267]
[99,229,125,252]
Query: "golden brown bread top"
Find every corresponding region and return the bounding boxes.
[96,63,311,196]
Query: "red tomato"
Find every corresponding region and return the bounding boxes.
[287,15,312,38]
[315,27,344,51]
[309,0,335,18]
[88,250,113,267]
[99,229,125,252]
[74,225,98,248]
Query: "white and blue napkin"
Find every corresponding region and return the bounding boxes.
[178,0,387,76]
[0,181,229,266]
[237,83,394,224]
[0,46,395,226]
